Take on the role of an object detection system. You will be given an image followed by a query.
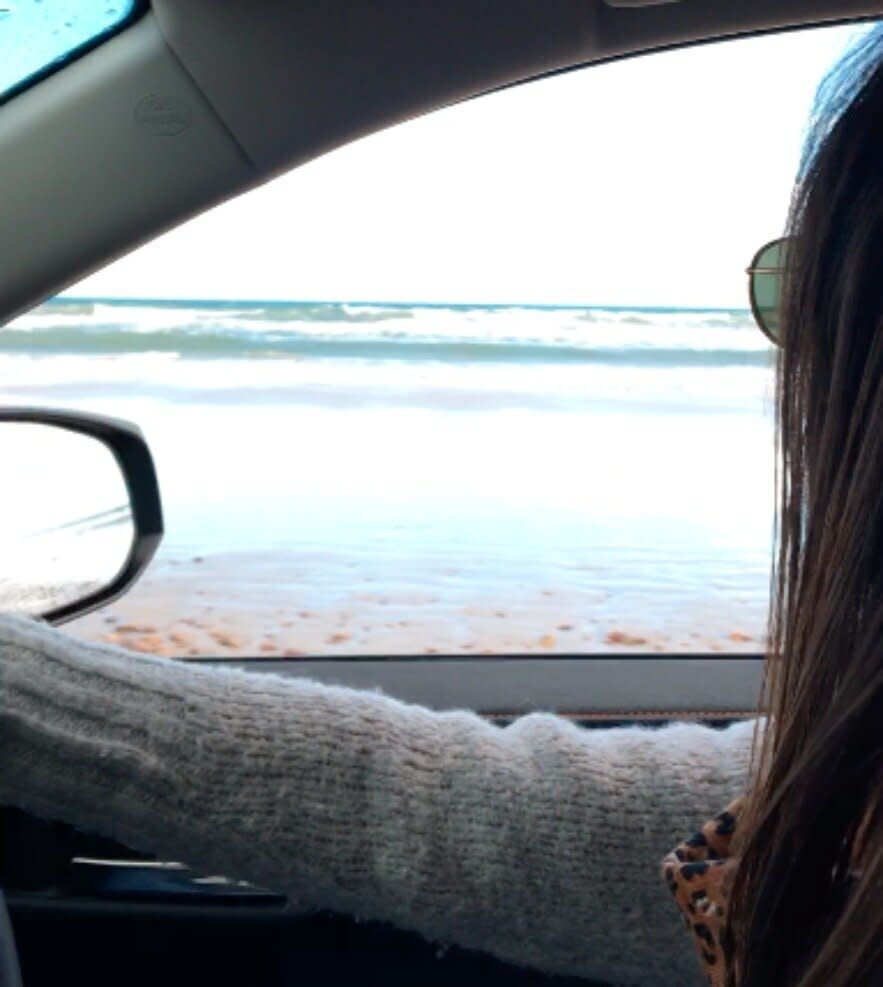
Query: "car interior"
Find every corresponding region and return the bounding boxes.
[1,1,881,985]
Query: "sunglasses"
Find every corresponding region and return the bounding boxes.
[746,237,790,346]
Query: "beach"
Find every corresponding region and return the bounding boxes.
[66,547,767,657]
[1,298,776,657]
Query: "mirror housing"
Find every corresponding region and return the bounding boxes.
[0,408,163,625]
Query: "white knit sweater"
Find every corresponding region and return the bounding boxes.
[0,614,760,987]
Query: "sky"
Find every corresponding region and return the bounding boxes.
[68,23,869,310]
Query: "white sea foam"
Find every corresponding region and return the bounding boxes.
[7,298,769,353]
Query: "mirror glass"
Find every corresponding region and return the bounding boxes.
[0,423,134,617]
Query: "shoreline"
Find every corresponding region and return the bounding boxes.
[65,551,767,659]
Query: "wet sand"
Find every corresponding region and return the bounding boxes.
[66,551,767,658]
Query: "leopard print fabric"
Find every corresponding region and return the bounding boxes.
[662,797,745,987]
[662,796,871,987]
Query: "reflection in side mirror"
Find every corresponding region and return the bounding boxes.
[0,409,163,624]
[0,423,132,615]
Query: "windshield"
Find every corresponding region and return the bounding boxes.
[0,0,142,104]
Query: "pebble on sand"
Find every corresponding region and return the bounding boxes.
[604,630,648,646]
[129,634,167,654]
[210,630,245,649]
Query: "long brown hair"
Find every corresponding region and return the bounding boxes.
[721,23,883,987]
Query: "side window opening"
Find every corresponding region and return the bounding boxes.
[2,22,872,659]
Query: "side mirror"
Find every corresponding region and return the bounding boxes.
[0,408,163,625]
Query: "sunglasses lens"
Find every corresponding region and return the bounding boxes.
[750,239,787,344]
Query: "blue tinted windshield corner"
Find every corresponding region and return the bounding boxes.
[0,0,147,107]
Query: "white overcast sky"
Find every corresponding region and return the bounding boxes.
[70,24,866,310]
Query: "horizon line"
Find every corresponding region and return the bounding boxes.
[54,294,752,315]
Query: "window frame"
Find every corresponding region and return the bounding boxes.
[8,12,870,716]
[196,653,764,720]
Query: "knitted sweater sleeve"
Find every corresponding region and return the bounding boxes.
[0,614,759,987]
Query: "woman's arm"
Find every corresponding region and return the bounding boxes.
[0,615,757,987]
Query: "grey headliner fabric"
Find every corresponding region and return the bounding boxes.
[0,614,760,986]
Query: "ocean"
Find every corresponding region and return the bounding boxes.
[0,297,777,656]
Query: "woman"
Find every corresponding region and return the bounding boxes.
[1,24,880,987]
[718,21,883,987]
